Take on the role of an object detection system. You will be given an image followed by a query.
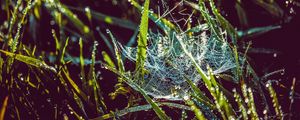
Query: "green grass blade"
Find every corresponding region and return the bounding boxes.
[0,96,9,120]
[266,81,283,119]
[184,97,207,120]
[101,51,115,68]
[79,38,86,82]
[51,29,61,54]
[107,29,125,75]
[7,0,22,38]
[59,37,69,64]
[88,41,106,114]
[135,0,149,80]
[0,50,56,73]
[233,89,248,120]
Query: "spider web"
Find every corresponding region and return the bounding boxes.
[117,27,236,100]
[112,0,237,100]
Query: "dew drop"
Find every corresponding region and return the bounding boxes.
[263,109,267,114]
[50,20,55,25]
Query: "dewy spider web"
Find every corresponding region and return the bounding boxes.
[116,25,236,100]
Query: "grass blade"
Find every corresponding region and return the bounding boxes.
[0,50,56,72]
[135,0,150,77]
[266,81,283,119]
[79,38,86,83]
[0,96,9,120]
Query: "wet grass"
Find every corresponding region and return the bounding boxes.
[0,0,299,120]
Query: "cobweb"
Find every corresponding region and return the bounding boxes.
[116,26,236,100]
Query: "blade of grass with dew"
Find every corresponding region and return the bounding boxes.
[208,69,236,119]
[97,28,114,55]
[240,81,259,119]
[184,97,207,120]
[88,41,106,114]
[266,81,283,119]
[70,92,87,119]
[61,68,88,102]
[51,29,60,54]
[7,0,22,39]
[79,38,86,83]
[9,0,32,53]
[135,0,149,79]
[101,51,115,68]
[233,89,248,120]
[233,46,242,80]
[0,50,56,73]
[54,68,89,118]
[59,37,69,64]
[107,29,125,79]
[0,96,9,120]
[238,25,281,39]
[289,78,296,120]
[247,87,259,119]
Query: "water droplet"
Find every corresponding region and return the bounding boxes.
[263,109,267,114]
[266,83,270,87]
[280,69,285,75]
[245,98,249,103]
[290,8,295,14]
[106,29,111,34]
[85,7,90,12]
[50,20,55,25]
[183,95,189,100]
[47,98,51,102]
[232,88,236,92]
